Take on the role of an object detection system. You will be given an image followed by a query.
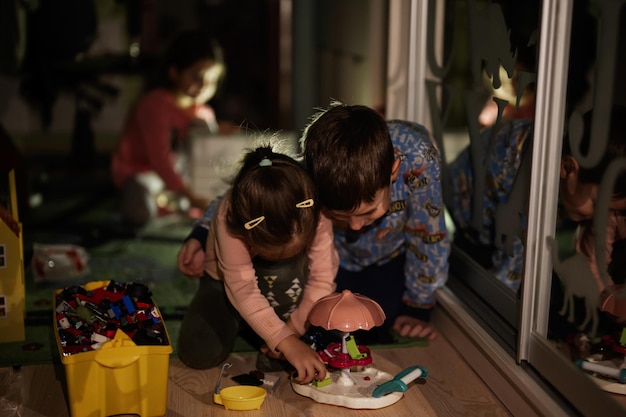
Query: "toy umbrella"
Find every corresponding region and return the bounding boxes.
[309,289,386,332]
[309,290,385,385]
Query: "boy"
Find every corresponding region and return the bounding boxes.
[179,103,450,342]
[300,103,449,342]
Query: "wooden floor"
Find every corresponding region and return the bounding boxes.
[0,333,512,417]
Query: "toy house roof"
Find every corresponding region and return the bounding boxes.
[0,203,19,237]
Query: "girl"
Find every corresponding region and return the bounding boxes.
[177,146,337,385]
[111,29,227,226]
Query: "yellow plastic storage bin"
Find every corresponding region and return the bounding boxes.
[54,280,173,417]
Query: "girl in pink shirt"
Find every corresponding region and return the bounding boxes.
[110,29,226,226]
[558,105,626,322]
[177,146,338,385]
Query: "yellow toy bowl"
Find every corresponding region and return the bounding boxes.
[213,386,267,410]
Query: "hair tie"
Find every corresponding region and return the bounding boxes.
[295,198,314,208]
[259,158,272,167]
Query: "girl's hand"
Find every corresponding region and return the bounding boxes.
[177,239,205,277]
[392,315,438,341]
[274,335,327,384]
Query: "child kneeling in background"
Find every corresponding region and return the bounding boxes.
[111,29,227,226]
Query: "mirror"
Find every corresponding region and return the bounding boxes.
[432,0,626,411]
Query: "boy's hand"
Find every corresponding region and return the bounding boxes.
[269,335,327,385]
[177,239,205,277]
[393,315,438,341]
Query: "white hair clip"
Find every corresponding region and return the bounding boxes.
[244,216,265,230]
[259,158,272,167]
[295,198,314,208]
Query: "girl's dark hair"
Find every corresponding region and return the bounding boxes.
[146,29,225,91]
[226,145,320,255]
[301,103,394,211]
[165,29,223,72]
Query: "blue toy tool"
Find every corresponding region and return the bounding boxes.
[576,359,626,383]
[372,365,428,398]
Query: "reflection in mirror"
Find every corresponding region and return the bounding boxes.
[549,103,626,396]
[434,0,626,405]
[541,0,626,404]
[440,0,541,294]
[432,0,543,346]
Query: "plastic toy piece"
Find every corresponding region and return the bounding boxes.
[319,342,373,369]
[261,374,282,394]
[346,335,367,359]
[577,359,626,383]
[312,376,332,387]
[213,386,266,410]
[213,362,232,399]
[600,285,626,322]
[372,365,428,397]
[308,290,386,332]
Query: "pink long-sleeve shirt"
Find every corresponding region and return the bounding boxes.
[204,197,338,352]
[576,211,626,292]
[111,88,216,191]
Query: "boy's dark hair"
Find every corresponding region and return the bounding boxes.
[300,103,394,211]
[563,104,626,198]
[226,145,320,255]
